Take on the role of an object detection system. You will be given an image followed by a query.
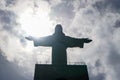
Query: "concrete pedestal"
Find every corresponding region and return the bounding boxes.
[34,64,89,80]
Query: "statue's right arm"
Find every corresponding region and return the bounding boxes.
[25,35,53,46]
[80,38,92,43]
[25,36,35,41]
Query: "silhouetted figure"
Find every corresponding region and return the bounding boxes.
[26,24,92,65]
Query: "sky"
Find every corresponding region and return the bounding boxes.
[0,0,120,80]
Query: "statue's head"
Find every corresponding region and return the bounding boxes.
[55,24,63,34]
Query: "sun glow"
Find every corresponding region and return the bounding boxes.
[19,8,54,37]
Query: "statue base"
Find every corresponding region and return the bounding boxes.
[34,64,89,80]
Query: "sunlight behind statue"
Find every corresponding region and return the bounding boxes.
[26,24,92,65]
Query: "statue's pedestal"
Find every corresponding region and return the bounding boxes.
[34,64,89,80]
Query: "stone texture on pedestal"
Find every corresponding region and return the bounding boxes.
[34,64,89,80]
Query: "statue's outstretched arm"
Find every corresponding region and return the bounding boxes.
[65,36,92,48]
[81,38,92,43]
[25,36,36,41]
[25,35,53,47]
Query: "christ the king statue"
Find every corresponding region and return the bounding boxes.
[26,24,92,65]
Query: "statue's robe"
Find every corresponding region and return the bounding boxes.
[33,33,85,65]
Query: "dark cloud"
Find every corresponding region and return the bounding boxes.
[5,0,16,7]
[19,37,27,46]
[107,44,120,80]
[90,73,106,80]
[114,20,120,28]
[0,9,18,34]
[93,0,120,13]
[95,59,102,67]
[50,0,75,20]
[92,1,106,14]
[107,43,120,65]
[88,59,106,80]
[0,49,29,80]
[0,9,17,45]
[108,51,120,66]
[0,9,27,46]
[105,0,120,11]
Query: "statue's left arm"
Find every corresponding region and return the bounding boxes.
[78,38,92,48]
[65,36,92,48]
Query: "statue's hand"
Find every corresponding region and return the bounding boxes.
[25,36,34,41]
[83,38,92,43]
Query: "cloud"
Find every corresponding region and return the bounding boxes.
[0,9,18,35]
[0,0,120,80]
[47,0,62,7]
[0,1,35,79]
[0,0,52,80]
[5,0,17,7]
[65,0,120,80]
[0,49,29,80]
[51,1,74,18]
[107,44,120,80]
[90,73,106,80]
[49,0,75,28]
[93,0,120,13]
[114,20,120,28]
[104,0,120,12]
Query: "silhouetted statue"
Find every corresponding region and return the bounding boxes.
[26,24,92,65]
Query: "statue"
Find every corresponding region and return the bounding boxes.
[26,24,92,65]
